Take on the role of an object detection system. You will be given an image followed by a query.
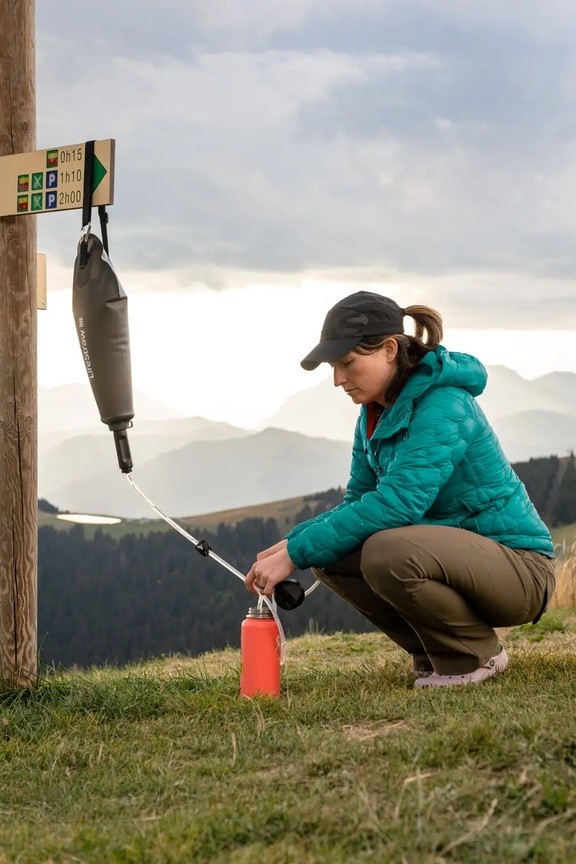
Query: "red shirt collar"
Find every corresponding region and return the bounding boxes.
[366,402,385,438]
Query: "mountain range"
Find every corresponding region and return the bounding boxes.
[262,365,576,447]
[39,365,576,518]
[263,366,576,462]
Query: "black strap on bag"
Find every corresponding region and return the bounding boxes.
[98,204,109,255]
[79,140,109,265]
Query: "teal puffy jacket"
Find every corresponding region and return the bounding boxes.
[286,346,554,569]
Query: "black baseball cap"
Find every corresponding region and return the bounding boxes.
[300,291,405,370]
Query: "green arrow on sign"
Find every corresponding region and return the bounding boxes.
[91,155,108,193]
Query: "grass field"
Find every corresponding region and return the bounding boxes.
[1,611,575,863]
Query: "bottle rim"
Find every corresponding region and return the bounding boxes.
[246,606,274,618]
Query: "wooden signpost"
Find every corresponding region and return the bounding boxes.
[0,0,115,688]
[1,0,37,690]
[37,253,46,310]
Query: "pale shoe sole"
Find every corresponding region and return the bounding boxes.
[415,647,509,689]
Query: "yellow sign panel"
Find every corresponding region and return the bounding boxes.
[0,139,114,217]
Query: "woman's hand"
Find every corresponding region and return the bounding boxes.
[254,539,288,561]
[245,546,296,596]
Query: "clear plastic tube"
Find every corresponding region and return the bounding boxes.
[305,579,320,597]
[126,474,288,663]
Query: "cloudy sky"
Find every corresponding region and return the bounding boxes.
[34,0,576,427]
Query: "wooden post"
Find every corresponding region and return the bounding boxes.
[0,0,37,688]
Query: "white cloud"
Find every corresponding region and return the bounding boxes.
[31,0,576,394]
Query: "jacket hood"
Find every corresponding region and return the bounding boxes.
[368,346,487,439]
[414,346,487,398]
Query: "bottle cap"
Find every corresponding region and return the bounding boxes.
[274,579,305,611]
[246,606,274,618]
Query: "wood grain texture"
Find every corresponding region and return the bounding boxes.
[0,0,38,688]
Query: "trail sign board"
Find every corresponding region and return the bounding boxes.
[0,139,114,217]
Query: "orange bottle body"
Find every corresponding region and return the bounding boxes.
[240,609,281,698]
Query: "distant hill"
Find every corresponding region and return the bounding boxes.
[45,428,352,519]
[39,383,182,432]
[39,418,252,499]
[491,411,576,463]
[39,366,576,518]
[38,384,188,455]
[261,379,358,441]
[262,366,576,461]
[476,366,576,419]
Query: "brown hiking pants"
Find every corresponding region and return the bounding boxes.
[313,525,556,675]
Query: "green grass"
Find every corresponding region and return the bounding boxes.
[2,616,576,863]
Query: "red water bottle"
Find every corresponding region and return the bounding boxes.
[240,606,281,698]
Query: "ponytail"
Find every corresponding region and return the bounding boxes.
[403,304,443,349]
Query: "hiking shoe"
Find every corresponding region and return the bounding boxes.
[411,655,434,677]
[414,647,509,688]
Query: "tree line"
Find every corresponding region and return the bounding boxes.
[38,455,575,669]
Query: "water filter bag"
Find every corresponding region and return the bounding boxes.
[72,233,134,430]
